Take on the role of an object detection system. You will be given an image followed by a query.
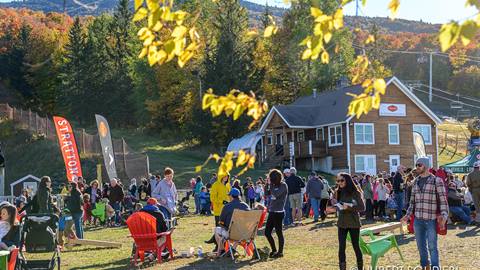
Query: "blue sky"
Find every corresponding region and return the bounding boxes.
[251,0,477,24]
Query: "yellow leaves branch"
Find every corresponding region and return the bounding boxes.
[195,150,256,182]
[134,0,200,67]
[202,89,268,129]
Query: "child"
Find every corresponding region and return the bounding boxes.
[0,205,17,250]
[247,183,256,208]
[58,208,76,248]
[105,200,116,227]
[83,194,92,225]
[199,186,211,215]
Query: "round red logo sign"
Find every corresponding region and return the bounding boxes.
[387,105,398,112]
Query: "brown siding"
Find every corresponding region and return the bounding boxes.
[349,84,437,173]
[327,123,349,169]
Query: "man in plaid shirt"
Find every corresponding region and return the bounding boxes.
[401,157,449,269]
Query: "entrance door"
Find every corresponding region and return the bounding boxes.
[275,134,283,145]
[389,155,400,174]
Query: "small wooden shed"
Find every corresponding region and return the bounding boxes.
[10,175,40,197]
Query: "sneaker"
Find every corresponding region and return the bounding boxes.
[272,252,283,258]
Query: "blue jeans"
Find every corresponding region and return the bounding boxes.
[310,198,321,221]
[450,206,472,224]
[413,219,439,268]
[283,196,292,226]
[72,213,84,239]
[194,194,201,214]
[394,192,404,221]
[111,202,121,224]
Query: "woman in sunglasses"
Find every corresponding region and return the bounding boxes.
[335,173,365,270]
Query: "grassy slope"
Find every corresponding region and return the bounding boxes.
[45,214,480,270]
[0,121,98,192]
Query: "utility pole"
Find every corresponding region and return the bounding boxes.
[356,0,359,17]
[429,52,433,103]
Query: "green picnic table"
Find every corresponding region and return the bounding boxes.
[0,250,9,270]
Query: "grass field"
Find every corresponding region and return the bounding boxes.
[34,213,480,270]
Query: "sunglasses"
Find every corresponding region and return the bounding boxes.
[415,164,424,167]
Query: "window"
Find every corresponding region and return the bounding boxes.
[414,154,433,168]
[354,123,375,144]
[388,124,400,145]
[413,124,432,145]
[275,134,283,145]
[297,130,305,142]
[328,125,342,146]
[316,128,324,141]
[266,133,273,145]
[354,155,377,174]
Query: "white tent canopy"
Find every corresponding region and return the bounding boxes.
[227,132,262,155]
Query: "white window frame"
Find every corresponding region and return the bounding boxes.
[328,125,343,147]
[275,133,283,145]
[297,130,305,142]
[413,124,432,145]
[354,123,375,145]
[316,128,324,141]
[389,155,400,173]
[388,124,400,145]
[354,155,377,174]
[266,132,273,145]
[414,154,433,168]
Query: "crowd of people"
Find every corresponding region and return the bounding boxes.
[1,157,479,268]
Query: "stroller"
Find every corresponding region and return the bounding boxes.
[17,214,61,270]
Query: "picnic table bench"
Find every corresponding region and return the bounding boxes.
[364,222,405,235]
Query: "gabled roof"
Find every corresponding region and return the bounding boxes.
[259,76,441,133]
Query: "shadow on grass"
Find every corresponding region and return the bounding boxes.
[456,225,480,238]
[69,257,131,270]
[308,220,336,231]
[396,234,416,246]
[62,246,119,253]
[174,254,268,270]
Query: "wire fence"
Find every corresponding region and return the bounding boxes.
[0,103,150,182]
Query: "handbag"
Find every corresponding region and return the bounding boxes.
[407,175,447,235]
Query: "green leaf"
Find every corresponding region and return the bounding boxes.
[466,0,480,9]
[133,7,148,22]
[460,20,478,46]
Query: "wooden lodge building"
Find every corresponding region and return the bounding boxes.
[257,77,442,175]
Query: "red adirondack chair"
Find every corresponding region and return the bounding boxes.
[126,212,174,265]
[8,248,19,270]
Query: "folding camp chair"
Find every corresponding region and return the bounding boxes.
[223,209,263,260]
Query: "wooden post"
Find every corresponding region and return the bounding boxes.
[122,138,128,178]
[82,129,86,155]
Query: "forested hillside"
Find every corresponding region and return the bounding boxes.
[1,0,440,33]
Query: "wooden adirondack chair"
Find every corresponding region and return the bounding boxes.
[126,212,174,265]
[348,229,403,270]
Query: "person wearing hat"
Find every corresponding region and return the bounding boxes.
[466,161,480,222]
[285,167,305,226]
[401,157,449,270]
[139,197,169,262]
[213,188,250,255]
